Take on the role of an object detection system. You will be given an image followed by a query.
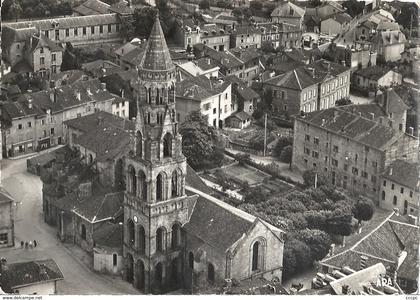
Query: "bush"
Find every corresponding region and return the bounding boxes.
[279,145,293,163]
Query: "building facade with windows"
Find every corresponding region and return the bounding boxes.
[2,14,122,48]
[0,188,14,248]
[292,107,419,201]
[1,79,125,157]
[379,160,419,216]
[230,26,262,49]
[259,22,302,49]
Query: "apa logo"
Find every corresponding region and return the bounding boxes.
[376,275,393,287]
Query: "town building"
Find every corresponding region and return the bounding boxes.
[175,75,233,128]
[271,2,305,29]
[200,24,230,52]
[320,212,419,294]
[259,22,302,49]
[2,14,123,48]
[320,13,352,36]
[226,111,252,129]
[312,2,346,20]
[372,30,407,62]
[73,0,111,16]
[263,60,351,116]
[352,66,402,92]
[379,160,419,216]
[0,188,14,248]
[225,75,260,115]
[0,258,64,294]
[175,60,220,81]
[230,25,262,49]
[292,106,419,200]
[322,43,377,71]
[0,79,127,157]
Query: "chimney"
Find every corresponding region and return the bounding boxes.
[50,80,56,88]
[409,127,414,135]
[75,90,81,101]
[333,110,339,122]
[207,58,211,65]
[358,112,362,117]
[97,115,103,125]
[360,255,368,269]
[101,82,106,91]
[28,98,33,109]
[78,181,93,199]
[369,112,375,120]
[121,89,125,98]
[49,89,57,103]
[321,118,326,127]
[379,116,384,124]
[389,167,393,176]
[0,257,7,273]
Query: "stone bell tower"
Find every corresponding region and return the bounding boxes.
[123,13,195,294]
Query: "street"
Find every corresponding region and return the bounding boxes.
[0,156,138,295]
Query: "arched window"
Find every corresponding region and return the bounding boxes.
[188,252,194,269]
[251,239,265,272]
[171,170,178,197]
[127,219,135,245]
[126,253,134,283]
[382,191,386,200]
[128,165,136,195]
[171,223,181,249]
[155,262,163,286]
[148,88,152,104]
[147,112,151,124]
[136,131,142,157]
[137,260,145,290]
[208,263,215,283]
[138,225,146,253]
[81,224,86,240]
[138,170,147,201]
[113,253,118,267]
[156,88,160,104]
[156,173,164,202]
[163,133,172,157]
[156,227,166,252]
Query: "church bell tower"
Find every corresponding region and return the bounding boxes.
[123,13,195,294]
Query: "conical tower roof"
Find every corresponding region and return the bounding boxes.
[139,13,174,71]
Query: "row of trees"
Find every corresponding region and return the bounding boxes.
[2,0,72,21]
[238,170,374,279]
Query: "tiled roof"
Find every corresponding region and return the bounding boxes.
[231,25,261,36]
[2,100,41,120]
[16,79,116,115]
[64,110,134,133]
[204,47,243,69]
[201,23,229,37]
[325,12,352,25]
[0,259,63,292]
[195,57,220,71]
[73,189,123,222]
[4,14,119,30]
[139,15,174,71]
[299,107,404,150]
[224,75,260,102]
[377,21,400,31]
[184,186,285,252]
[50,69,86,85]
[73,0,110,16]
[265,68,317,90]
[185,165,213,195]
[184,196,255,251]
[230,47,261,64]
[382,159,419,189]
[176,75,230,101]
[93,221,123,251]
[0,188,14,204]
[354,65,395,80]
[114,42,138,57]
[321,213,419,281]
[229,111,251,121]
[271,2,305,18]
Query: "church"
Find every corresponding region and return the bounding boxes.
[41,14,285,294]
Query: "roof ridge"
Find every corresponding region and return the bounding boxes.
[293,69,302,90]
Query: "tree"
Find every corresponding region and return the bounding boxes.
[180,110,223,170]
[279,145,293,164]
[283,238,313,278]
[243,186,268,204]
[353,198,374,224]
[199,0,210,10]
[273,137,293,159]
[261,41,276,53]
[250,1,263,11]
[335,97,352,106]
[302,169,328,188]
[342,0,365,17]
[8,2,23,21]
[133,7,157,37]
[61,48,79,71]
[296,229,332,261]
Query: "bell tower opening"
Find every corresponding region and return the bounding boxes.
[163,133,172,157]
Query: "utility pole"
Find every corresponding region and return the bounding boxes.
[263,113,267,156]
[409,10,413,39]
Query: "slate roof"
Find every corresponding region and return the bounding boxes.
[185,165,213,195]
[231,25,261,36]
[230,47,261,64]
[225,75,260,102]
[321,213,419,281]
[201,23,229,37]
[50,69,86,85]
[0,259,63,292]
[4,14,119,30]
[73,0,110,16]
[73,190,123,222]
[139,15,174,71]
[265,68,318,90]
[1,26,36,51]
[176,75,230,101]
[299,107,406,150]
[382,159,419,189]
[271,2,305,18]
[204,47,243,69]
[195,57,220,71]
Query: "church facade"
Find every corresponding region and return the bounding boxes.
[122,15,285,294]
